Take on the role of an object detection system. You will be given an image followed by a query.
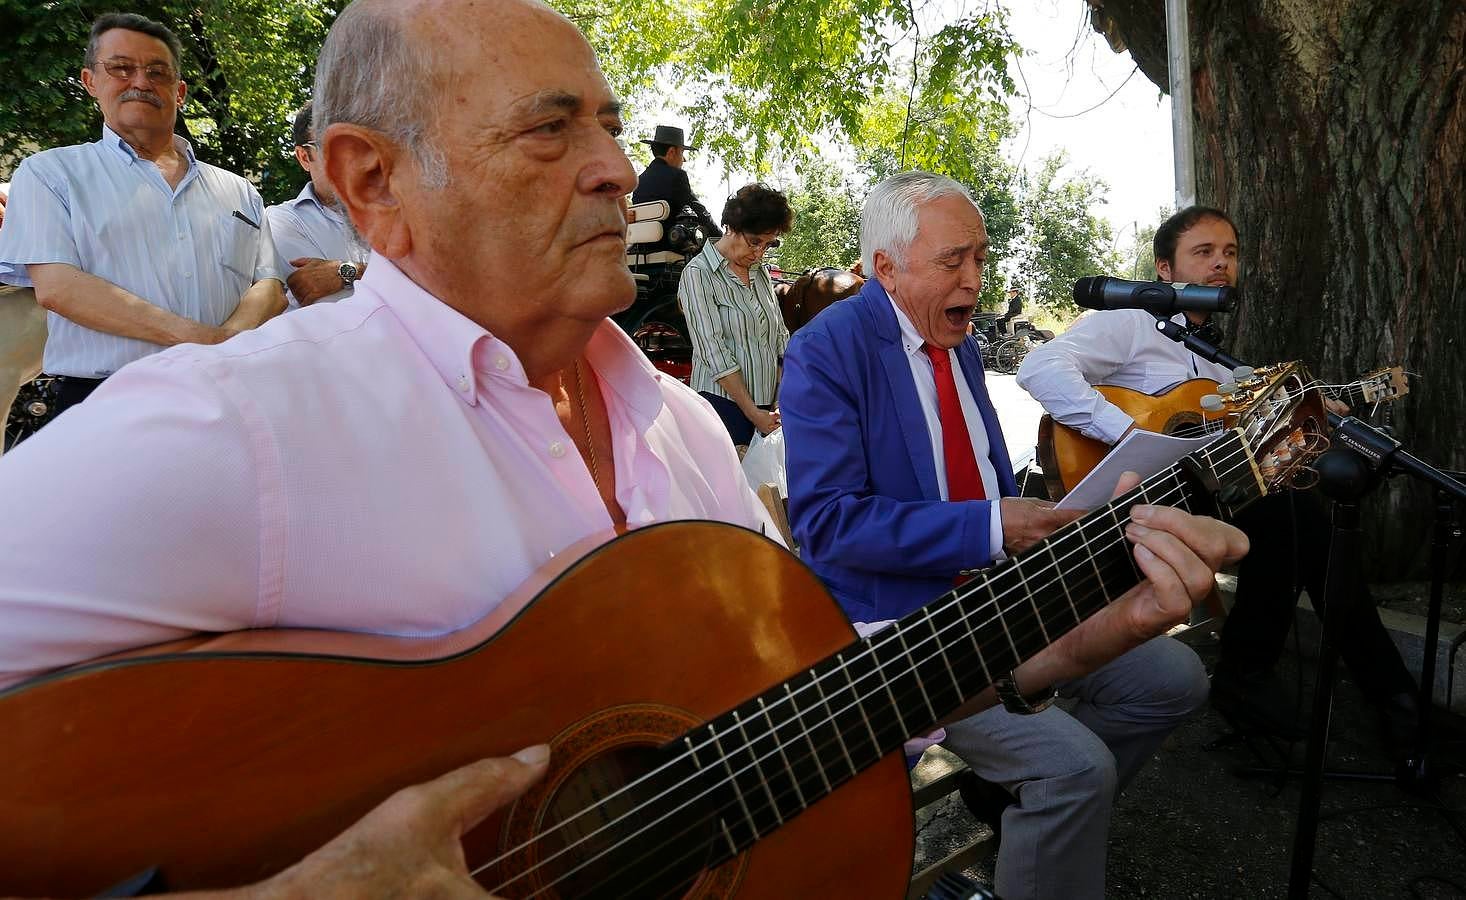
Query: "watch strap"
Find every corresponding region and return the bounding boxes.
[993,670,1057,715]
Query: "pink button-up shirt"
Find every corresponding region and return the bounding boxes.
[0,257,776,689]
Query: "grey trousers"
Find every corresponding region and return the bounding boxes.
[941,636,1209,900]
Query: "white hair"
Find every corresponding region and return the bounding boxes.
[312,1,449,190]
[859,171,980,275]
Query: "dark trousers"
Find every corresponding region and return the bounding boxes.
[1220,491,1416,702]
[46,375,107,418]
[699,392,772,446]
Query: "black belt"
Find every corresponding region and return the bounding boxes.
[46,375,108,386]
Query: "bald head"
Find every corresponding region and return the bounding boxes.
[314,0,591,189]
[309,0,637,375]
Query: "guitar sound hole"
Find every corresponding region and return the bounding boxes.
[535,745,720,899]
[1164,411,1206,438]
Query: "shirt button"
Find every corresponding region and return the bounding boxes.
[495,356,509,371]
[549,441,566,458]
[456,374,470,392]
[182,271,192,279]
[639,510,655,524]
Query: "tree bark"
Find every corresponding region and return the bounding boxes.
[1086,0,1466,578]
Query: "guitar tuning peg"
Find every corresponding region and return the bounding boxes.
[1200,394,1226,412]
[1230,365,1255,381]
[1217,381,1240,394]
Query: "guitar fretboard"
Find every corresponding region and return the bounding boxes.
[660,428,1257,864]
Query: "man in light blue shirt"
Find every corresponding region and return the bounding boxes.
[0,12,284,417]
[266,101,369,306]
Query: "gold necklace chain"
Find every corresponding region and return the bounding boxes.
[571,359,600,490]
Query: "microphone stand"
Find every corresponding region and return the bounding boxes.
[1152,319,1466,897]
[1150,314,1249,371]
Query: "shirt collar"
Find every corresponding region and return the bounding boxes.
[355,255,666,421]
[698,238,731,274]
[287,183,346,224]
[878,282,929,357]
[697,239,775,287]
[98,124,196,170]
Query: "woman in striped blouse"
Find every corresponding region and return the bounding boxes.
[677,183,793,445]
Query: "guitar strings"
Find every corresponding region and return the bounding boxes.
[554,384,1342,891]
[510,466,1219,897]
[507,465,1219,898]
[484,439,1260,893]
[480,437,1263,894]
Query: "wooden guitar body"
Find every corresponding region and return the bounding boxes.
[0,523,914,898]
[1038,379,1222,499]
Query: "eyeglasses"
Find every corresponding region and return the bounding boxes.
[96,60,177,86]
[738,232,782,254]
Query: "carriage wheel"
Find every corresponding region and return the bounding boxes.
[995,340,1024,374]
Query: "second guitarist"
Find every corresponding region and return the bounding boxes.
[1016,206,1420,755]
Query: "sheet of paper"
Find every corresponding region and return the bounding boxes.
[1055,429,1224,509]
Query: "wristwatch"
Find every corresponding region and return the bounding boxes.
[993,670,1058,715]
[338,261,360,288]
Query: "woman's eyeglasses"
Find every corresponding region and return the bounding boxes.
[739,232,782,254]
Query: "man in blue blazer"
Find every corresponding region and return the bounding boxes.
[782,172,1213,900]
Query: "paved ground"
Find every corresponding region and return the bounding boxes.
[912,631,1466,899]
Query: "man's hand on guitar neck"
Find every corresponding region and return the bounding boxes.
[133,746,550,899]
[942,473,1248,726]
[1035,471,1248,686]
[999,497,1085,556]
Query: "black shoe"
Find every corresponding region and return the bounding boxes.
[957,770,1014,837]
[1211,666,1306,740]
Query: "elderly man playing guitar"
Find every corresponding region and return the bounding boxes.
[0,2,1246,897]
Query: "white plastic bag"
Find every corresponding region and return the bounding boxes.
[741,427,787,496]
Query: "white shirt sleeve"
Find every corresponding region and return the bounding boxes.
[0,157,82,287]
[1014,311,1143,445]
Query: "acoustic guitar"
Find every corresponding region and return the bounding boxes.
[0,363,1333,899]
[1036,366,1409,500]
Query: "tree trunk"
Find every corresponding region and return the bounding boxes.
[1086,0,1466,578]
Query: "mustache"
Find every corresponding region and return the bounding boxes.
[119,89,163,107]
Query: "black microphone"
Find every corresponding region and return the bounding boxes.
[1072,276,1236,314]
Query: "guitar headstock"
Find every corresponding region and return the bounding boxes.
[1351,366,1410,405]
[1188,362,1333,517]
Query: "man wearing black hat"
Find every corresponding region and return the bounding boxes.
[631,125,722,253]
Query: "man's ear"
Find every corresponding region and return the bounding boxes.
[81,67,99,99]
[1155,258,1173,282]
[320,123,411,260]
[872,248,900,291]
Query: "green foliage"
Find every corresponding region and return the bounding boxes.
[1120,206,1171,280]
[1009,152,1120,314]
[559,0,1018,177]
[774,158,862,273]
[0,0,340,203]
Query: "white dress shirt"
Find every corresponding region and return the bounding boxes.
[882,288,1005,561]
[1015,308,1235,444]
[0,254,778,689]
[0,127,278,378]
[265,182,368,305]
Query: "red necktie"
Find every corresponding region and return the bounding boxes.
[922,344,987,502]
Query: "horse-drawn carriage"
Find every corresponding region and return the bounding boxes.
[969,311,1052,375]
[618,200,865,381]
[617,199,704,383]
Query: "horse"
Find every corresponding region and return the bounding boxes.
[776,266,864,333]
[0,286,46,457]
